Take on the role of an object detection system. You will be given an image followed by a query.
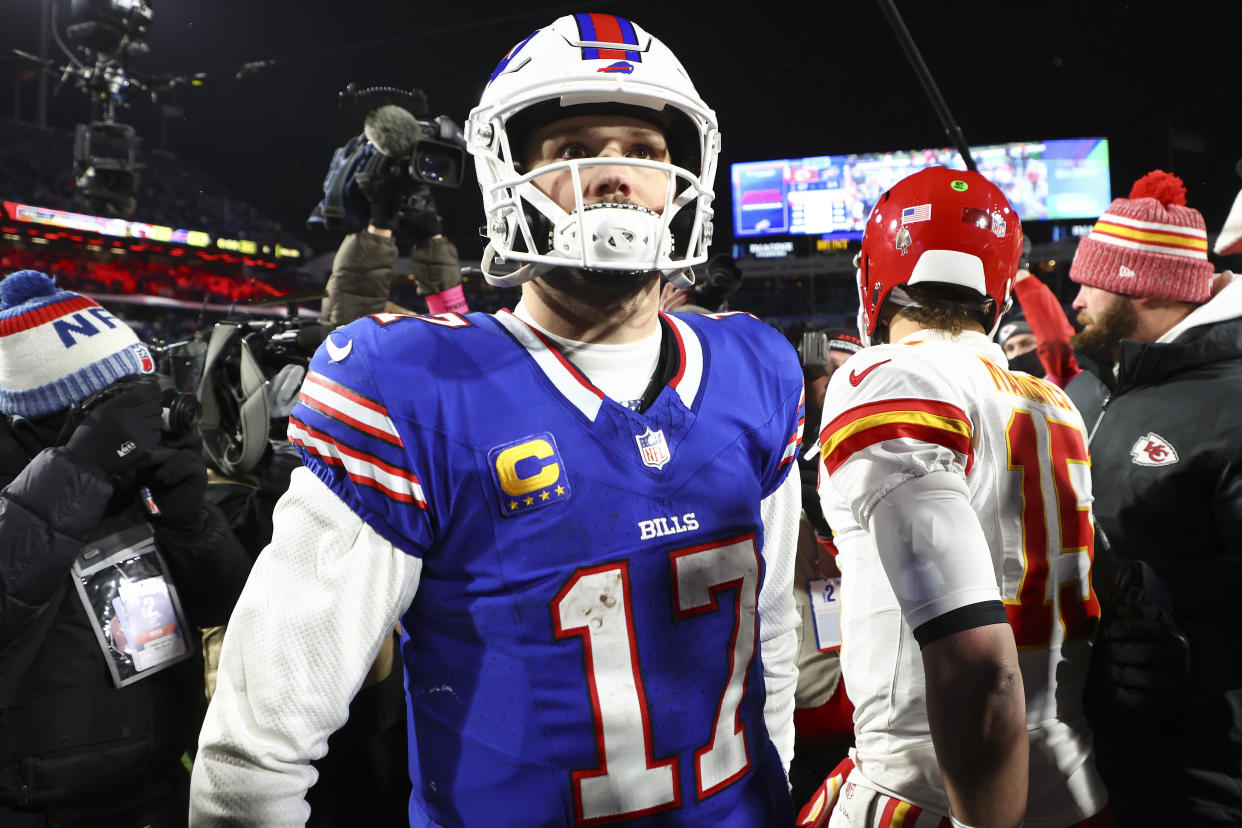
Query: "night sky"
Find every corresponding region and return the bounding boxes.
[1,0,1237,261]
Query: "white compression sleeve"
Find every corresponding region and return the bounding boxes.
[868,470,1001,634]
[189,467,422,827]
[758,468,802,778]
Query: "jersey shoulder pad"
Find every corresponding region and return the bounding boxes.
[307,310,496,391]
[820,344,974,477]
[673,311,801,386]
[825,343,964,415]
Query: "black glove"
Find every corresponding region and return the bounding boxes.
[143,441,208,532]
[408,235,461,295]
[357,151,407,231]
[1090,587,1197,713]
[65,381,163,475]
[401,188,444,239]
[797,452,831,539]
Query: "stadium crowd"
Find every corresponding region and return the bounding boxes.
[0,117,291,246]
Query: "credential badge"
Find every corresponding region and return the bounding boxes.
[635,427,671,470]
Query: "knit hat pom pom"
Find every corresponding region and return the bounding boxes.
[0,270,58,311]
[1129,170,1187,206]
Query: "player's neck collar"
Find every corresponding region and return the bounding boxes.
[494,309,705,421]
[896,328,1007,365]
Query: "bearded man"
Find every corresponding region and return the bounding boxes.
[1064,170,1242,826]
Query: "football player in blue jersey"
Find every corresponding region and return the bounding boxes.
[190,13,804,827]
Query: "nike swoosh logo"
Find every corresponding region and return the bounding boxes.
[849,359,891,386]
[325,334,353,363]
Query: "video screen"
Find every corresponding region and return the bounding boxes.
[731,137,1112,240]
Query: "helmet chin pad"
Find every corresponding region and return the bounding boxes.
[549,203,672,270]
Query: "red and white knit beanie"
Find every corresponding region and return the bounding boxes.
[1069,170,1214,302]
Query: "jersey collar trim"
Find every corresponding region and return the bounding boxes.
[899,328,1008,368]
[492,309,706,420]
[493,310,606,421]
[660,312,705,410]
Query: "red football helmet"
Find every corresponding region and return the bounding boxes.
[855,166,1023,344]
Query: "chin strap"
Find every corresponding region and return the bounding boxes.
[479,245,697,289]
[479,244,555,288]
[666,267,695,289]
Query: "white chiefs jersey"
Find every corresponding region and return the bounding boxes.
[817,329,1108,825]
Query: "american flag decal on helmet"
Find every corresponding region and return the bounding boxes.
[574,13,642,62]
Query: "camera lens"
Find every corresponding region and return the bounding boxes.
[416,152,446,183]
[412,145,461,187]
[161,389,203,436]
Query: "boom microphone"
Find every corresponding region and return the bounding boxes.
[363,104,423,157]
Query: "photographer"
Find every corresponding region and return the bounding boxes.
[195,319,325,562]
[317,103,469,327]
[0,270,250,825]
[194,317,410,826]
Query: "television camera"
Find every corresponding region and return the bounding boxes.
[308,84,467,237]
[193,316,328,478]
[66,0,152,217]
[691,254,744,312]
[8,0,204,217]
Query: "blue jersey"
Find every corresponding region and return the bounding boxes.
[288,309,803,827]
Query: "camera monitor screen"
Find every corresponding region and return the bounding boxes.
[731,137,1112,240]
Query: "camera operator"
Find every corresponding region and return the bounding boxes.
[193,317,410,826]
[319,104,469,327]
[194,319,326,561]
[0,270,250,825]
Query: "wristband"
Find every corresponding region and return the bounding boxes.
[424,284,468,315]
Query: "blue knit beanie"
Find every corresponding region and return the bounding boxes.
[0,270,154,418]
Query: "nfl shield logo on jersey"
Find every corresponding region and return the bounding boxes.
[634,427,671,470]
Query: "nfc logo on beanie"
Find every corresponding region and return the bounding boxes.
[54,305,125,347]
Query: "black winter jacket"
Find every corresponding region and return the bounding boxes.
[1066,280,1242,825]
[0,413,250,812]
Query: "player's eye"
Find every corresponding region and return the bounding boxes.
[555,143,588,160]
[627,142,669,162]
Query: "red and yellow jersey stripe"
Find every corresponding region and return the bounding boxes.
[820,397,973,475]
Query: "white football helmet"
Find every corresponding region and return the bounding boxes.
[466,13,720,287]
